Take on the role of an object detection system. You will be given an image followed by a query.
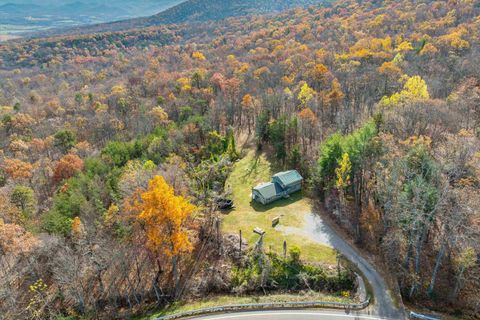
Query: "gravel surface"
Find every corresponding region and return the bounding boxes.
[279,213,405,319]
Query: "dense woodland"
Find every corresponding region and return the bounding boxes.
[0,0,479,319]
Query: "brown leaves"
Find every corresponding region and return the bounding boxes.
[378,61,402,76]
[2,158,33,181]
[52,154,84,184]
[210,72,226,92]
[298,107,317,124]
[0,220,39,255]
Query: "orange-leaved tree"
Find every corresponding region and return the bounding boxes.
[53,154,84,184]
[137,176,196,295]
[2,158,33,182]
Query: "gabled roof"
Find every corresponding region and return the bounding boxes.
[272,170,303,187]
[253,182,284,199]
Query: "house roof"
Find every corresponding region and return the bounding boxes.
[272,170,303,187]
[253,182,284,199]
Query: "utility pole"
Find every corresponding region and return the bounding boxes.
[215,218,221,255]
[239,229,242,255]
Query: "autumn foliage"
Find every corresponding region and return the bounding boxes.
[53,154,84,184]
[0,0,478,318]
[2,159,33,181]
[0,219,39,254]
[137,176,196,257]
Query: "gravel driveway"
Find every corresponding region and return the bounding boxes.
[279,213,406,320]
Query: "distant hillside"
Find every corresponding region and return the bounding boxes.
[143,0,330,25]
[0,0,183,38]
[36,0,331,37]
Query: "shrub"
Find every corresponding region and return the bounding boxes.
[0,169,6,187]
[54,129,77,153]
[232,248,355,293]
[10,185,36,218]
[42,210,73,236]
[102,141,135,167]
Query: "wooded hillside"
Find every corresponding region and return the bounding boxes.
[0,0,479,318]
[34,0,332,37]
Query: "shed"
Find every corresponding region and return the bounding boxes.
[252,182,284,205]
[272,170,303,193]
[252,170,303,205]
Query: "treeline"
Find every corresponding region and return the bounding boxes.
[316,111,479,309]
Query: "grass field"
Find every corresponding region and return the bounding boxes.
[141,291,356,319]
[222,150,337,264]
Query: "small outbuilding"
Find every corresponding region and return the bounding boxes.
[272,170,303,193]
[252,170,303,205]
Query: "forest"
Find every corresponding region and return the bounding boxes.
[0,0,479,319]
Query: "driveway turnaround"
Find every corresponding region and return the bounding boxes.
[280,213,405,319]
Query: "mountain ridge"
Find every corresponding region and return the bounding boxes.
[33,0,332,37]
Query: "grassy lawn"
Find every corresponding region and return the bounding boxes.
[222,150,337,264]
[141,291,357,319]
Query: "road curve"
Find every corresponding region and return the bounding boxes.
[280,213,405,319]
[193,310,393,320]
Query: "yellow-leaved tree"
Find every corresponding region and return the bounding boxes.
[149,106,169,126]
[192,51,206,61]
[137,176,196,294]
[335,153,352,219]
[335,153,352,189]
[403,75,429,99]
[297,82,315,107]
[381,75,429,106]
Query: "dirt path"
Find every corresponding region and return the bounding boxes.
[279,213,406,320]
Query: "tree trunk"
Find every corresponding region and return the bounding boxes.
[403,228,414,269]
[427,238,447,297]
[451,265,466,301]
[151,258,164,302]
[172,255,179,298]
[409,225,428,298]
[353,174,363,243]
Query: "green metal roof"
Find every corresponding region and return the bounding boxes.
[272,170,303,187]
[253,182,283,199]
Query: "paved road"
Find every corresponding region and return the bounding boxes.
[280,213,405,319]
[193,310,393,320]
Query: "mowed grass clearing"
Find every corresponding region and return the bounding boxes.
[222,150,336,264]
